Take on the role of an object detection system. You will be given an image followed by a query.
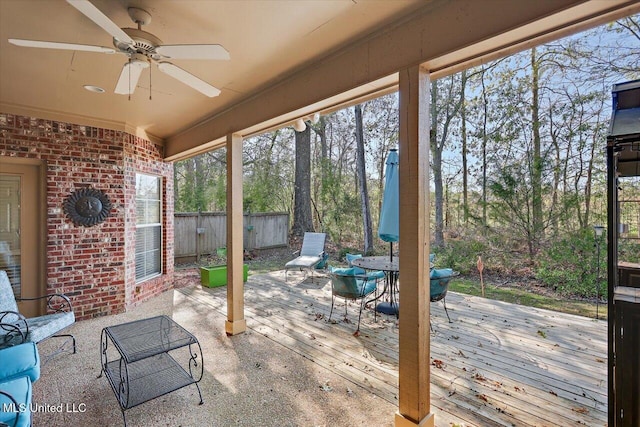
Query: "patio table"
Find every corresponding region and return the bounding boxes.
[351,256,399,317]
[98,315,204,427]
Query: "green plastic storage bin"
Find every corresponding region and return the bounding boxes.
[200,264,248,288]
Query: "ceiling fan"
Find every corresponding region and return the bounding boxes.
[8,0,229,97]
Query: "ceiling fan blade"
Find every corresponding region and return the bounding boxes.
[114,60,149,95]
[66,0,134,45]
[155,44,230,60]
[157,62,221,97]
[8,38,115,54]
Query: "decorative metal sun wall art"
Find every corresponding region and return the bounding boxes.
[63,188,112,227]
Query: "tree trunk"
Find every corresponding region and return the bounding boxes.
[292,125,314,237]
[530,47,543,253]
[194,155,206,211]
[481,70,489,231]
[354,104,374,254]
[460,70,469,224]
[430,81,445,248]
[312,117,328,231]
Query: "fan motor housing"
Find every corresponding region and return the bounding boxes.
[114,28,162,57]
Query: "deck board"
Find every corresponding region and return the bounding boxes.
[178,270,607,426]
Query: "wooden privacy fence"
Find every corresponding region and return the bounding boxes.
[174,212,289,262]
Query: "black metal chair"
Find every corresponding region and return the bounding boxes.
[328,268,378,334]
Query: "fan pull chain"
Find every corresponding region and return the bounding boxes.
[128,57,132,101]
[149,64,152,101]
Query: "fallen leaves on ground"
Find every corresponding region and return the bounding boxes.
[477,394,488,402]
[431,359,445,369]
[474,373,487,382]
[537,330,547,338]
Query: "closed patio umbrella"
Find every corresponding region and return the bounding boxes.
[378,148,399,260]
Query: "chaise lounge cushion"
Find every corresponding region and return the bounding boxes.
[0,271,19,313]
[285,255,323,270]
[0,376,32,427]
[24,312,75,344]
[0,342,40,383]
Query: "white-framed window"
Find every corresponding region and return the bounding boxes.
[135,173,162,282]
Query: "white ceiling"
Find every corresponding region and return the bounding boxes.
[0,0,425,141]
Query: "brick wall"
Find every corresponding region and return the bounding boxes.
[0,113,174,320]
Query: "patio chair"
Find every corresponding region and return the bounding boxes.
[284,232,326,281]
[0,270,76,358]
[430,268,458,323]
[328,267,378,334]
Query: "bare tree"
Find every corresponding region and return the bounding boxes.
[292,125,314,237]
[354,104,374,253]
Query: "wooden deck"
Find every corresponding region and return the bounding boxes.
[178,270,607,427]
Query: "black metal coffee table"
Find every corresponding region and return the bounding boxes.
[99,315,204,426]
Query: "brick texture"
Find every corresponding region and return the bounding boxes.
[0,113,174,320]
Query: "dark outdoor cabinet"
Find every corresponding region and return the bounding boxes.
[607,79,640,427]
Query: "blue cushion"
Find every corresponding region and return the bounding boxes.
[430,268,453,301]
[430,268,453,279]
[367,270,386,280]
[330,266,357,276]
[0,376,32,427]
[345,253,362,265]
[353,268,385,280]
[0,342,40,383]
[315,253,329,270]
[360,280,378,296]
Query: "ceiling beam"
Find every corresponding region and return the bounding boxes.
[165,0,639,160]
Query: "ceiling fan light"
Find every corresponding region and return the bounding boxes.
[157,62,221,97]
[293,119,306,132]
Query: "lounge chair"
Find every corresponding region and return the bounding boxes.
[284,232,326,281]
